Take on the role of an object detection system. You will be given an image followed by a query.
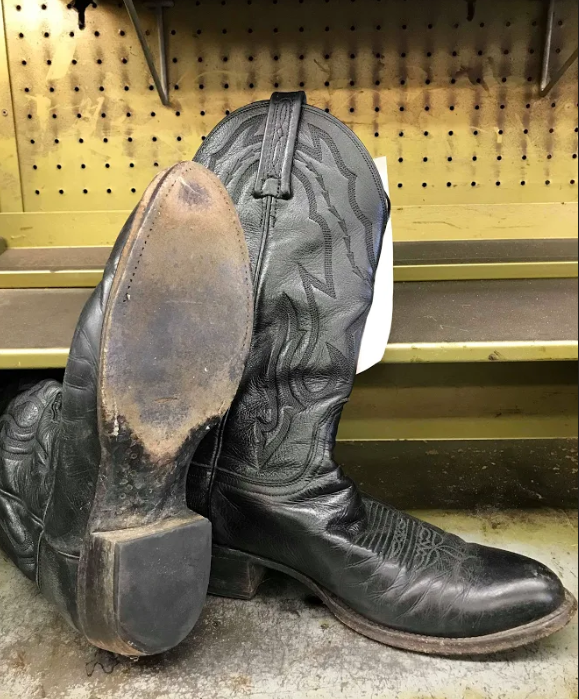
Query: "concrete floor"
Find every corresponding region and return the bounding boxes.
[0,510,577,699]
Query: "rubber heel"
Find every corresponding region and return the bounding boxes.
[209,547,267,601]
[79,514,212,656]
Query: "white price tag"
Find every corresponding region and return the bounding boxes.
[356,156,394,374]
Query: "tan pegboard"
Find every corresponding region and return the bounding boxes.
[2,0,578,216]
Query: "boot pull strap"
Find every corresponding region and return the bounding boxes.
[254,91,306,200]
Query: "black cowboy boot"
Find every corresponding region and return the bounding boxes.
[189,93,577,656]
[0,162,253,656]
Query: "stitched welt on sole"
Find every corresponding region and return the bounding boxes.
[209,546,578,657]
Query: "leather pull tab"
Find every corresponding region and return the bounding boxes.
[254,92,306,199]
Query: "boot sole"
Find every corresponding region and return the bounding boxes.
[76,163,253,656]
[210,546,578,657]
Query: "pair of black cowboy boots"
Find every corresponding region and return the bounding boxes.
[1,93,576,658]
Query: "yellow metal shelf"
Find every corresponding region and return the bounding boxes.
[385,341,579,364]
[1,279,576,369]
[1,203,577,249]
[3,343,577,371]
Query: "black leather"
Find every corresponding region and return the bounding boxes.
[0,216,134,628]
[189,92,566,639]
[0,380,61,581]
[254,91,306,199]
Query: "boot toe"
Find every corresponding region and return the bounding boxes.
[459,545,567,637]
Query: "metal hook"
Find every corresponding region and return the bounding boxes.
[540,0,578,97]
[122,0,173,106]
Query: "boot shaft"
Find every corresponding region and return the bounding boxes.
[193,93,389,487]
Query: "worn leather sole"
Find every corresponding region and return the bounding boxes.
[210,546,578,657]
[76,162,253,656]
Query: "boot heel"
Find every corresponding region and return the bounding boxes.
[78,514,211,656]
[209,546,267,600]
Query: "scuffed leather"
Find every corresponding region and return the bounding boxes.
[189,95,566,638]
[0,216,134,628]
[0,381,61,580]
